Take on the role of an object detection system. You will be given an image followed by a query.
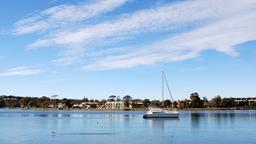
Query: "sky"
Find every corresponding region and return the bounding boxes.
[0,0,255,100]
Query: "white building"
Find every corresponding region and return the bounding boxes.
[81,102,98,108]
[57,103,66,108]
[72,102,98,109]
[234,97,256,106]
[106,101,124,109]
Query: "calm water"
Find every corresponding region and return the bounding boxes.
[0,110,256,144]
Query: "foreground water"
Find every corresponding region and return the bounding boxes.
[0,110,256,144]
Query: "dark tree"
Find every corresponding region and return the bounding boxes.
[0,98,5,108]
[164,100,172,108]
[82,97,89,102]
[28,98,38,108]
[221,98,234,107]
[172,101,178,108]
[143,99,150,108]
[190,92,202,108]
[61,98,72,108]
[123,95,132,107]
[150,100,161,107]
[4,99,20,108]
[210,95,222,107]
[108,95,116,101]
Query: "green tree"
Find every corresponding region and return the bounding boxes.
[202,97,208,102]
[61,98,72,108]
[4,99,20,108]
[0,98,5,108]
[150,100,161,107]
[251,102,256,107]
[202,97,208,108]
[82,97,89,102]
[172,101,178,108]
[99,99,107,107]
[211,95,222,107]
[38,96,50,108]
[19,97,31,108]
[221,98,234,107]
[123,95,132,107]
[164,100,172,108]
[186,99,191,108]
[28,98,38,108]
[108,95,116,101]
[143,99,150,108]
[50,99,59,108]
[190,92,202,108]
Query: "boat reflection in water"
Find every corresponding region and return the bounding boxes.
[146,117,180,144]
[146,117,179,129]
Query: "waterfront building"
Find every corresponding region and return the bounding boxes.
[57,103,66,108]
[105,101,124,109]
[234,97,256,106]
[80,102,98,108]
[72,102,98,109]
[131,99,143,108]
[48,104,55,108]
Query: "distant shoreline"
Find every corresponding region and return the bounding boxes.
[1,107,256,111]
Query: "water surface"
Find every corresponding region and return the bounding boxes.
[0,110,256,144]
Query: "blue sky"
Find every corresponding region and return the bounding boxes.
[0,0,255,100]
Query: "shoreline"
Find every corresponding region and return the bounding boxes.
[1,107,256,111]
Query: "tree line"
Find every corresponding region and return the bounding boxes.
[0,93,255,109]
[180,93,256,108]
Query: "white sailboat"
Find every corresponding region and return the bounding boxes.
[143,71,179,118]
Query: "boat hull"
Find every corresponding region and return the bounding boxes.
[143,113,179,118]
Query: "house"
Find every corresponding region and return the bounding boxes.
[57,103,66,109]
[105,101,124,109]
[72,104,80,108]
[80,102,98,108]
[234,97,256,106]
[131,99,143,108]
[48,104,55,108]
[72,102,98,109]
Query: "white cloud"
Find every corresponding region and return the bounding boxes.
[13,0,256,69]
[1,66,41,76]
[83,6,256,70]
[29,0,256,47]
[83,51,198,70]
[13,0,128,35]
[27,1,212,47]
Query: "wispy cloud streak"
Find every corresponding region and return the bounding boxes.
[29,0,256,47]
[1,66,41,76]
[83,1,256,70]
[13,0,128,35]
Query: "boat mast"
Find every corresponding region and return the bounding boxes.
[162,71,174,108]
[162,71,164,108]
